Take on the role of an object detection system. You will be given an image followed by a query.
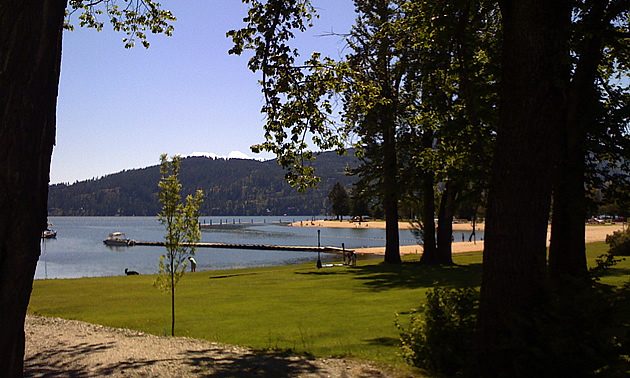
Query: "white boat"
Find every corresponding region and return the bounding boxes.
[103,232,134,247]
[42,227,57,239]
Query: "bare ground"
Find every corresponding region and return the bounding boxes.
[24,315,404,377]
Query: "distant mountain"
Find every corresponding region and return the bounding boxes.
[48,151,358,216]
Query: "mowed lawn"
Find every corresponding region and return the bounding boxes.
[27,242,630,367]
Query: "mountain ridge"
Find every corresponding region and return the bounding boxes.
[48,151,358,216]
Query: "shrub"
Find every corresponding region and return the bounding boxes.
[541,278,630,377]
[396,286,478,376]
[606,227,630,256]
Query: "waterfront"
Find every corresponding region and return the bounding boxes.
[37,216,431,279]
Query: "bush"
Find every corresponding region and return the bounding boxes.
[396,286,478,376]
[606,227,630,256]
[542,278,630,377]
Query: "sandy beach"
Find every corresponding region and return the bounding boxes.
[292,219,624,255]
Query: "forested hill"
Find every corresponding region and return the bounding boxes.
[48,151,358,216]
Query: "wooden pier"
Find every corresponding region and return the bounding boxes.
[133,241,349,253]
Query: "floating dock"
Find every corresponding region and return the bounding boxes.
[133,241,349,253]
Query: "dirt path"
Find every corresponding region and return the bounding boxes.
[24,315,398,377]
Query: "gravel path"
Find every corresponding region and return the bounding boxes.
[24,315,399,377]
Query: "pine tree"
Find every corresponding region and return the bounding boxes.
[328,182,350,220]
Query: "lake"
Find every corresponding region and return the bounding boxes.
[37,216,425,280]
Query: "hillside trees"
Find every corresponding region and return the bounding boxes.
[0,1,175,374]
[48,152,357,216]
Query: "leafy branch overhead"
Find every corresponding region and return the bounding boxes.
[65,0,176,48]
[228,0,346,192]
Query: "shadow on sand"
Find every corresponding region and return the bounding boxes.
[25,342,342,377]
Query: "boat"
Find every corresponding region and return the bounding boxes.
[42,226,57,239]
[103,232,135,247]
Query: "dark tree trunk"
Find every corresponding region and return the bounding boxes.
[419,129,437,261]
[423,180,457,265]
[419,170,437,261]
[0,0,66,375]
[376,0,400,265]
[549,3,605,279]
[476,0,571,376]
[383,118,401,264]
[435,181,457,265]
[549,110,588,278]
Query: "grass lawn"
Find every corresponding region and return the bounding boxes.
[27,242,630,369]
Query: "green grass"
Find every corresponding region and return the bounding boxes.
[27,243,630,370]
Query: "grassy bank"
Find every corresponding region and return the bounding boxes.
[27,242,629,369]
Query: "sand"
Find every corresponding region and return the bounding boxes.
[292,220,624,255]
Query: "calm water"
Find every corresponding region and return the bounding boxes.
[36,216,481,279]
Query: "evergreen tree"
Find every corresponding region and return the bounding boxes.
[327,182,350,220]
[349,186,370,220]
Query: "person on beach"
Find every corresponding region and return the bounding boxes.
[188,256,197,272]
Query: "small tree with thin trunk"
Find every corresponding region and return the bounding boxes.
[154,154,203,337]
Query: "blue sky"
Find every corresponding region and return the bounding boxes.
[52,0,355,184]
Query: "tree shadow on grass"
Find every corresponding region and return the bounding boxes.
[599,267,630,278]
[365,336,399,347]
[295,261,482,291]
[348,262,482,291]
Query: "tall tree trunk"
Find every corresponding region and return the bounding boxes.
[476,0,571,376]
[419,130,437,261]
[0,0,67,375]
[419,170,437,261]
[435,181,457,265]
[377,0,401,265]
[549,111,587,278]
[383,118,401,264]
[549,4,605,279]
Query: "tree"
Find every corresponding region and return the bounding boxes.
[229,0,501,265]
[349,185,370,220]
[0,1,174,374]
[549,0,630,279]
[154,154,203,337]
[476,0,572,375]
[229,0,414,264]
[327,182,350,220]
[398,0,499,265]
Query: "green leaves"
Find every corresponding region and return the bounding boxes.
[229,1,345,192]
[65,0,176,48]
[154,154,203,293]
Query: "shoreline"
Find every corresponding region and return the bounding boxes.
[291,220,624,255]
